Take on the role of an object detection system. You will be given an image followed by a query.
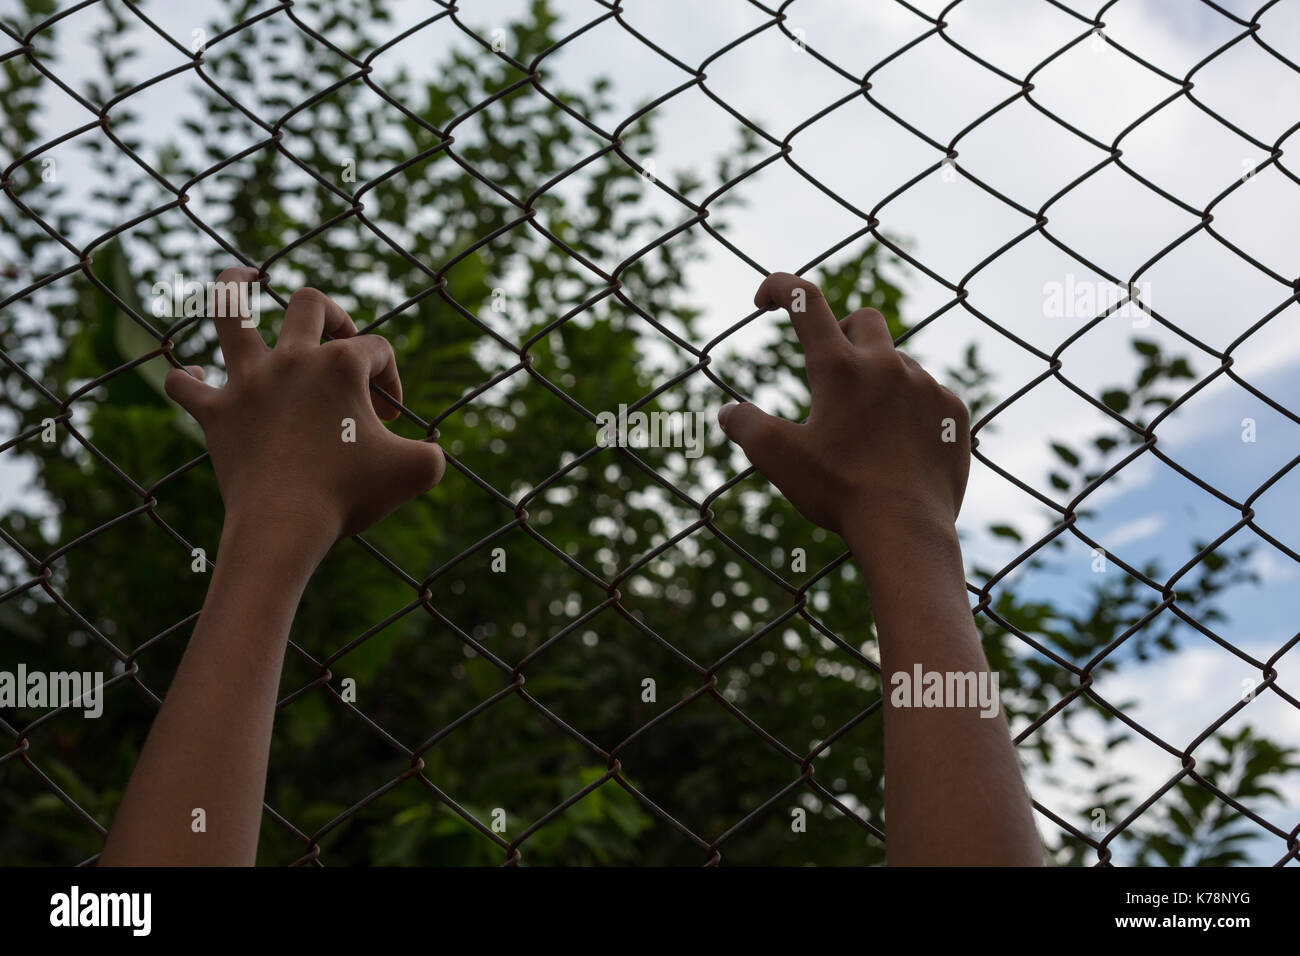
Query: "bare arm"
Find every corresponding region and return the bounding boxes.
[99,270,443,866]
[717,272,1042,866]
[846,514,1042,865]
[98,514,330,865]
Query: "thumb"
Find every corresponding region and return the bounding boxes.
[718,402,797,474]
[384,436,446,499]
[164,365,214,419]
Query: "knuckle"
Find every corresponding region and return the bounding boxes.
[320,339,364,372]
[360,333,395,360]
[215,266,251,285]
[289,286,331,309]
[841,308,888,345]
[846,306,884,328]
[795,279,826,303]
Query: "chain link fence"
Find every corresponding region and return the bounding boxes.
[2,0,1299,865]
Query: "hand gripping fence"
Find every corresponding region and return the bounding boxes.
[2,0,1299,866]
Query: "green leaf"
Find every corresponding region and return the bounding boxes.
[1050,442,1080,468]
[1101,389,1131,414]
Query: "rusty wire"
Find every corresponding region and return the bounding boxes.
[2,0,1300,867]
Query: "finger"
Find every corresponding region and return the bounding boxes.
[278,286,357,349]
[839,307,894,354]
[717,401,800,476]
[210,267,267,374]
[754,273,846,360]
[342,334,402,420]
[164,366,217,420]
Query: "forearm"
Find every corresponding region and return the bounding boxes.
[847,510,1043,866]
[100,514,329,866]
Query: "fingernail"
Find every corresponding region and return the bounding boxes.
[718,403,736,431]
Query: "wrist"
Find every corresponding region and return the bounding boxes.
[840,499,963,590]
[220,505,338,573]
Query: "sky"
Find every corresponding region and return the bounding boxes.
[1,0,1298,863]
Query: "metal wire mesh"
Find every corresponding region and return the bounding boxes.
[2,0,1299,866]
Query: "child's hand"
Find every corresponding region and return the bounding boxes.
[164,268,445,544]
[718,276,1043,867]
[717,273,970,549]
